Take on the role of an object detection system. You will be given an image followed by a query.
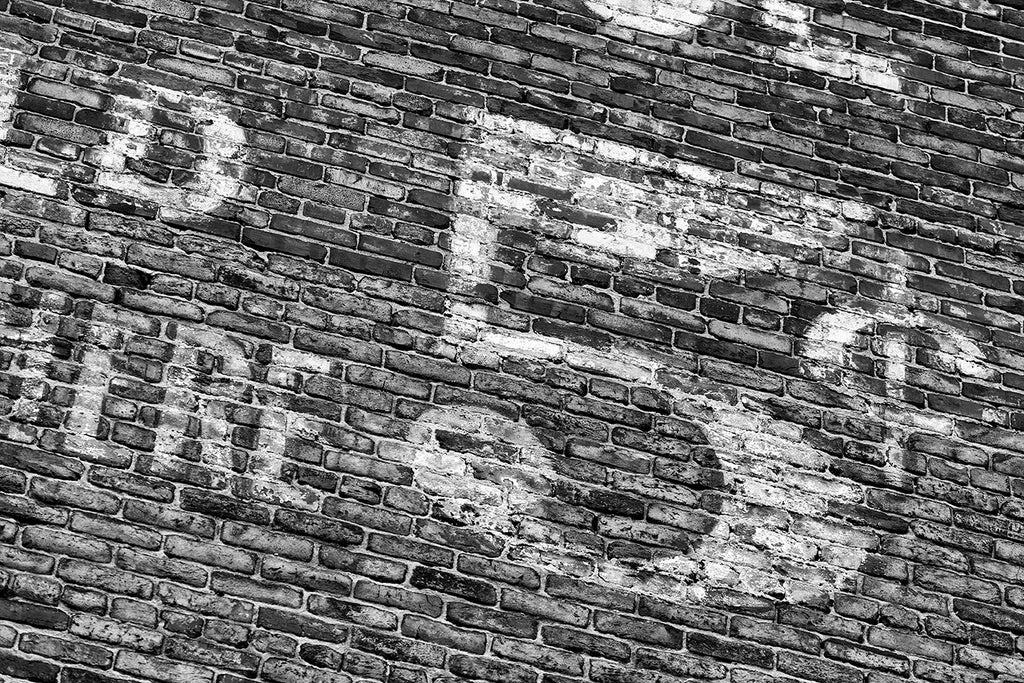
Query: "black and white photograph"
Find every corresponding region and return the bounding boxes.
[0,0,1022,681]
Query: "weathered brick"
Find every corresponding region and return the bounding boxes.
[0,598,69,630]
[0,4,1020,681]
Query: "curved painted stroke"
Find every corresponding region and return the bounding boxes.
[94,86,252,219]
[0,49,252,214]
[759,0,902,91]
[413,112,874,603]
[577,0,902,92]
[803,268,997,471]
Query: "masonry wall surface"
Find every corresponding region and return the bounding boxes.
[0,0,1023,682]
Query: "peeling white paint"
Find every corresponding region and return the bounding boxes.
[0,311,306,504]
[0,49,63,198]
[802,278,991,498]
[62,348,113,445]
[462,112,834,281]
[95,88,250,216]
[575,225,659,260]
[0,52,249,208]
[449,214,497,284]
[479,329,566,360]
[410,406,550,538]
[763,0,902,91]
[842,200,878,222]
[762,0,810,37]
[0,49,21,142]
[0,317,55,430]
[856,67,902,92]
[803,310,871,368]
[151,322,313,506]
[435,112,998,601]
[584,0,715,35]
[0,313,125,465]
[429,113,883,603]
[804,296,989,399]
[643,397,869,600]
[0,166,60,196]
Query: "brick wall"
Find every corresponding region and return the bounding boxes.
[0,0,1023,681]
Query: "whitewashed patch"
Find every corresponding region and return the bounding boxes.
[0,49,67,197]
[94,87,250,216]
[425,112,889,603]
[584,0,715,35]
[0,311,315,505]
[0,165,60,196]
[801,279,992,492]
[763,0,902,91]
[0,48,22,142]
[803,310,871,367]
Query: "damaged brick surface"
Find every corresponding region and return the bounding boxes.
[0,0,1024,682]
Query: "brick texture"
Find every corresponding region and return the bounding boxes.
[0,0,1024,682]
